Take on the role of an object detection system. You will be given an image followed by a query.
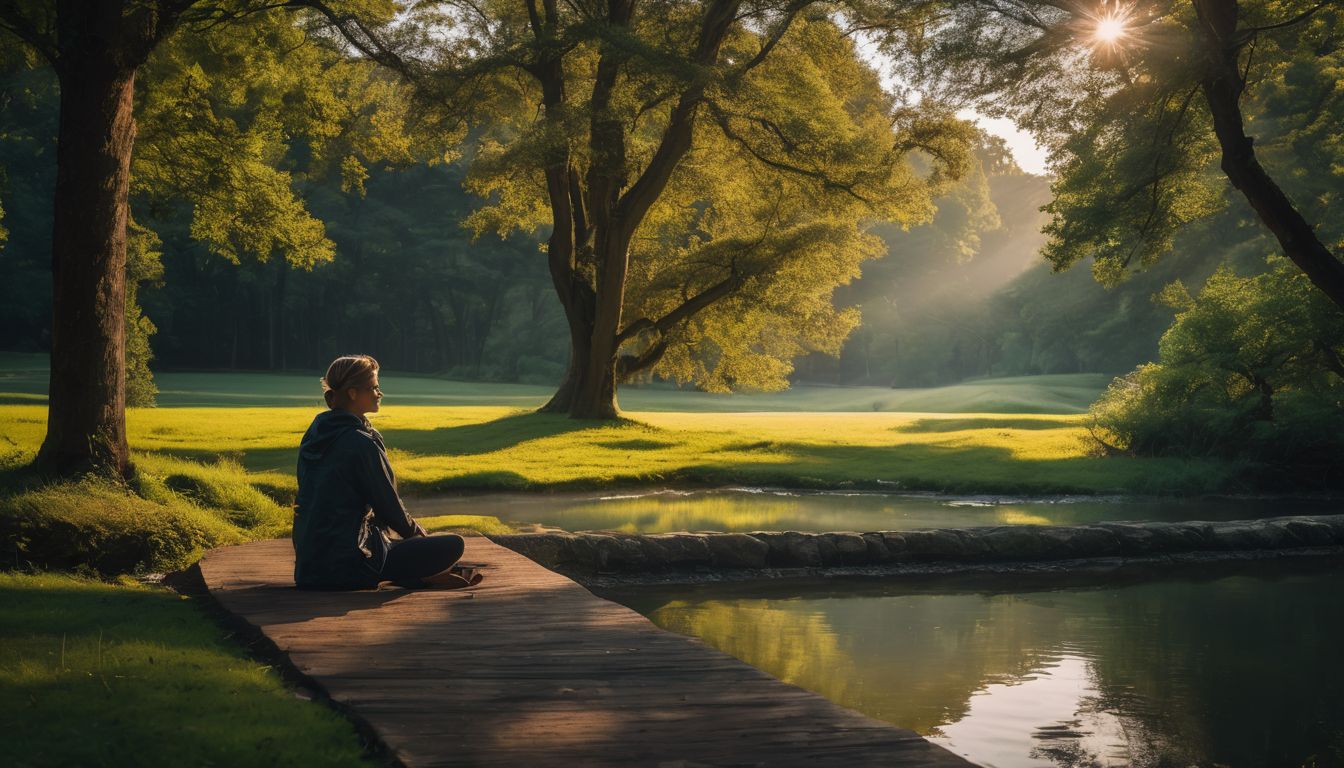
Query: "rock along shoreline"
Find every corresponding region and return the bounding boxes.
[489,513,1344,586]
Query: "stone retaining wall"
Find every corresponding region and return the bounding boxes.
[490,514,1344,576]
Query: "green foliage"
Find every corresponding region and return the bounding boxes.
[125,219,163,407]
[641,21,967,391]
[0,476,247,575]
[133,9,423,270]
[461,8,976,394]
[0,65,57,352]
[0,573,371,767]
[1090,260,1344,479]
[135,160,564,376]
[883,0,1343,285]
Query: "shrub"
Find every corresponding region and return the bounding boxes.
[0,477,247,574]
[1091,260,1344,482]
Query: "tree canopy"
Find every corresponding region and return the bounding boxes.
[0,0,430,473]
[432,0,975,415]
[881,0,1344,307]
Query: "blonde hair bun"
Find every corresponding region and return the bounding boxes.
[321,355,379,409]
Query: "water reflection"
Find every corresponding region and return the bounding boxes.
[613,563,1344,767]
[418,488,1339,533]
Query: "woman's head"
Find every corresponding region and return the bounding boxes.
[322,355,382,415]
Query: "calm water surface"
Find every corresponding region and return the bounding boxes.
[611,564,1344,768]
[419,488,1338,533]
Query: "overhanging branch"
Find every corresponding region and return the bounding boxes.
[705,100,873,204]
[616,272,743,346]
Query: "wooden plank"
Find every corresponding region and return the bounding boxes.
[200,538,971,767]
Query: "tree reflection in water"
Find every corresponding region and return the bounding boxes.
[618,562,1344,767]
[419,488,1340,534]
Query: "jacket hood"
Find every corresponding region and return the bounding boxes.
[300,409,368,461]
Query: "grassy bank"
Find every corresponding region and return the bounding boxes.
[2,400,1240,504]
[1,572,374,767]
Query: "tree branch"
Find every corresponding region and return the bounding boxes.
[282,0,422,82]
[0,1,57,64]
[705,99,873,204]
[616,272,743,345]
[615,0,741,228]
[1237,0,1331,41]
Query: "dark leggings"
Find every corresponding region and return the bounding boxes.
[381,534,465,588]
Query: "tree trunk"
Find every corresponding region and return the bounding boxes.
[539,283,599,414]
[35,63,137,477]
[526,0,740,419]
[268,257,287,369]
[1195,0,1344,311]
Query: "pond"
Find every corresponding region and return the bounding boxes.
[419,488,1339,533]
[608,561,1344,768]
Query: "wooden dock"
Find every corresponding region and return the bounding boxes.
[199,538,970,767]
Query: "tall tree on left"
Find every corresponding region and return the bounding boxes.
[0,0,409,477]
[0,1,186,476]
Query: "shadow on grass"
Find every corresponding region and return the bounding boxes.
[0,460,45,494]
[893,417,1080,433]
[595,439,675,451]
[407,469,536,493]
[139,445,301,474]
[130,413,618,479]
[380,411,627,457]
[680,441,1237,496]
[0,393,47,405]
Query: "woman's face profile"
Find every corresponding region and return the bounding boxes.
[346,376,382,416]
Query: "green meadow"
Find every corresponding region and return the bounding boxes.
[0,354,1236,502]
[0,354,1246,766]
[0,572,373,767]
[1,351,1246,574]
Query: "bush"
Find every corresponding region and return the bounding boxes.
[0,477,247,574]
[1091,260,1344,482]
[0,447,296,575]
[137,455,291,536]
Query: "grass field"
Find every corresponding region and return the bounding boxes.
[0,352,1236,498]
[0,572,372,767]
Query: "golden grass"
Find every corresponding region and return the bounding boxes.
[2,403,1238,498]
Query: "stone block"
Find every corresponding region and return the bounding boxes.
[755,531,823,567]
[704,533,769,569]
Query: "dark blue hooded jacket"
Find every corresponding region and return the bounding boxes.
[293,409,418,589]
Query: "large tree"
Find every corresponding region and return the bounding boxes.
[444,0,972,418]
[882,0,1344,309]
[0,0,412,476]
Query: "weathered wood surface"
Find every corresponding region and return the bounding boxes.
[200,538,971,767]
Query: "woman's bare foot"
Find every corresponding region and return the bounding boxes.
[420,570,473,589]
[452,566,485,586]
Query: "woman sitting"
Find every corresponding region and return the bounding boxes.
[293,354,480,590]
